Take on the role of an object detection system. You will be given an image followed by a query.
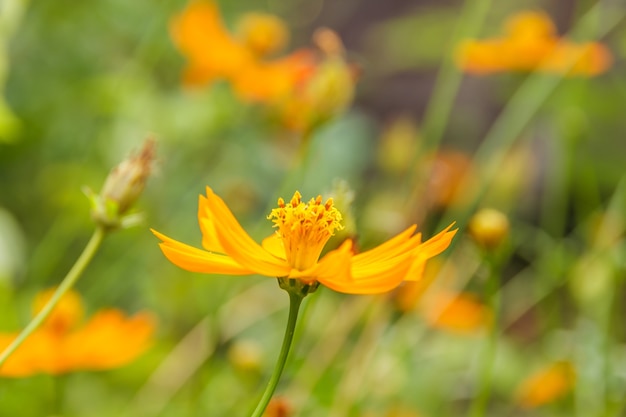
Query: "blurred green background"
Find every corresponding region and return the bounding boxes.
[0,0,625,416]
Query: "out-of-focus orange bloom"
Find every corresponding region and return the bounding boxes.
[231,51,316,103]
[170,2,356,132]
[394,258,446,313]
[456,10,612,76]
[0,289,155,377]
[263,396,293,417]
[425,149,475,209]
[515,361,576,408]
[170,1,254,86]
[421,291,491,334]
[170,1,315,100]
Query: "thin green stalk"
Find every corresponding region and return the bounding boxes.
[250,290,303,417]
[0,226,106,369]
[468,254,501,417]
[436,2,625,243]
[419,0,492,151]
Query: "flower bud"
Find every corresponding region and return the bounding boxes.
[236,12,289,57]
[88,139,155,228]
[468,208,510,249]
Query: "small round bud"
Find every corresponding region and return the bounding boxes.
[468,208,509,249]
[236,13,289,57]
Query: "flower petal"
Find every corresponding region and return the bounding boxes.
[299,240,353,290]
[405,223,457,281]
[152,229,254,275]
[204,187,292,277]
[198,194,226,253]
[261,233,286,260]
[352,225,418,267]
[64,310,155,370]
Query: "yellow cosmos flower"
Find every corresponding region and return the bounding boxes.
[0,289,155,377]
[152,187,457,294]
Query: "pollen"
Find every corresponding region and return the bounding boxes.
[268,191,343,270]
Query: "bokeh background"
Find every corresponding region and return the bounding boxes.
[0,0,625,416]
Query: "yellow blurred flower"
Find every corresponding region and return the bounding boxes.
[468,208,510,250]
[0,289,155,377]
[236,12,289,57]
[456,10,612,76]
[152,187,456,294]
[515,361,576,408]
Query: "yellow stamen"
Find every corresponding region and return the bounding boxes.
[268,191,343,270]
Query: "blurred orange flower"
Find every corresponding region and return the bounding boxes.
[515,361,576,408]
[170,2,356,132]
[456,11,612,76]
[421,291,491,334]
[170,1,314,99]
[0,289,155,377]
[153,187,456,294]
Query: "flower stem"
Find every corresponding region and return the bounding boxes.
[250,290,303,417]
[0,226,107,369]
[468,254,501,417]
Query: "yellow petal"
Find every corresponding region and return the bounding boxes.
[405,224,457,281]
[352,225,418,266]
[198,194,226,253]
[152,229,254,275]
[204,187,291,277]
[261,233,286,260]
[302,240,353,290]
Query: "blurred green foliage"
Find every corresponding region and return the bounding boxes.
[1,0,626,416]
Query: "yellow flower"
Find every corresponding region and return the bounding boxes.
[515,361,576,408]
[456,10,612,76]
[152,187,457,294]
[0,289,155,377]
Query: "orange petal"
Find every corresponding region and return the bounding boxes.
[0,331,66,377]
[204,187,292,277]
[152,229,254,275]
[64,310,155,370]
[170,1,253,80]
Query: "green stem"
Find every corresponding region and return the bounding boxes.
[468,254,501,417]
[250,290,303,417]
[0,226,107,369]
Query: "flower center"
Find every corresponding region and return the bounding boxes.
[268,191,343,270]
